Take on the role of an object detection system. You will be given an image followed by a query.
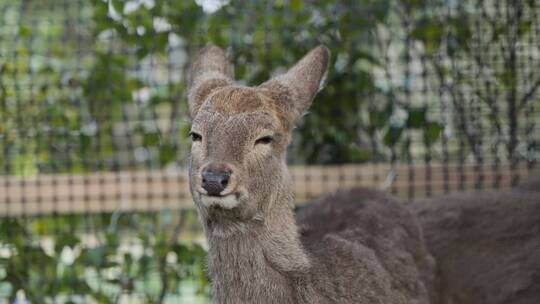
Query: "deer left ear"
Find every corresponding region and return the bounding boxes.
[188,45,234,118]
[258,45,330,124]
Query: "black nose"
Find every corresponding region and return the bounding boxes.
[201,166,231,196]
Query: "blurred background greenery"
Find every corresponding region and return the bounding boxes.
[0,0,538,302]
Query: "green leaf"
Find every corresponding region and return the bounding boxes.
[111,0,125,16]
[290,0,304,11]
[173,244,193,263]
[383,126,403,147]
[406,107,427,128]
[143,131,161,147]
[369,103,393,129]
[424,122,443,143]
[159,144,176,166]
[54,233,81,253]
[80,247,107,267]
[18,25,32,38]
[411,18,443,53]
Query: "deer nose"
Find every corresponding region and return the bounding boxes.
[201,165,232,196]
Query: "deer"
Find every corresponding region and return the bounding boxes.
[187,45,437,304]
[412,174,540,304]
[515,170,540,193]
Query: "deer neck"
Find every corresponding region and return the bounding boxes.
[203,179,312,303]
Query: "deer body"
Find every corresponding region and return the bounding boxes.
[413,188,540,304]
[187,45,435,303]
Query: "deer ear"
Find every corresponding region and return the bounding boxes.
[258,45,330,124]
[188,45,234,118]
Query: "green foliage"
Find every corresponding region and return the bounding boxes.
[0,0,459,173]
[13,0,533,169]
[0,212,209,303]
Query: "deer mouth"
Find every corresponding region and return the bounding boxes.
[198,192,240,209]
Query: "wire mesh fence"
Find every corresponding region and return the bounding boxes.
[0,0,539,302]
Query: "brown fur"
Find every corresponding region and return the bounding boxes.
[297,188,438,303]
[412,188,540,304]
[516,170,540,192]
[187,45,436,303]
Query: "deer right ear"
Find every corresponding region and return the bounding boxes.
[258,45,330,125]
[188,45,234,118]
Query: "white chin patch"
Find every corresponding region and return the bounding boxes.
[200,194,239,209]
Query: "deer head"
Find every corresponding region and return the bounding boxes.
[188,45,329,228]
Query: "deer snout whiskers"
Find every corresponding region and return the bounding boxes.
[196,162,245,209]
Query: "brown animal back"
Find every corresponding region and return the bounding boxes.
[515,170,540,192]
[296,187,438,304]
[412,190,540,304]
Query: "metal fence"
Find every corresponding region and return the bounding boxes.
[0,0,539,302]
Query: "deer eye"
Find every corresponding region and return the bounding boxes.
[255,135,274,145]
[189,131,202,142]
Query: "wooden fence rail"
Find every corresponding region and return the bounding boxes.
[0,162,532,216]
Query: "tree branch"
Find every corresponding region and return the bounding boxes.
[470,47,504,140]
[519,76,540,111]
